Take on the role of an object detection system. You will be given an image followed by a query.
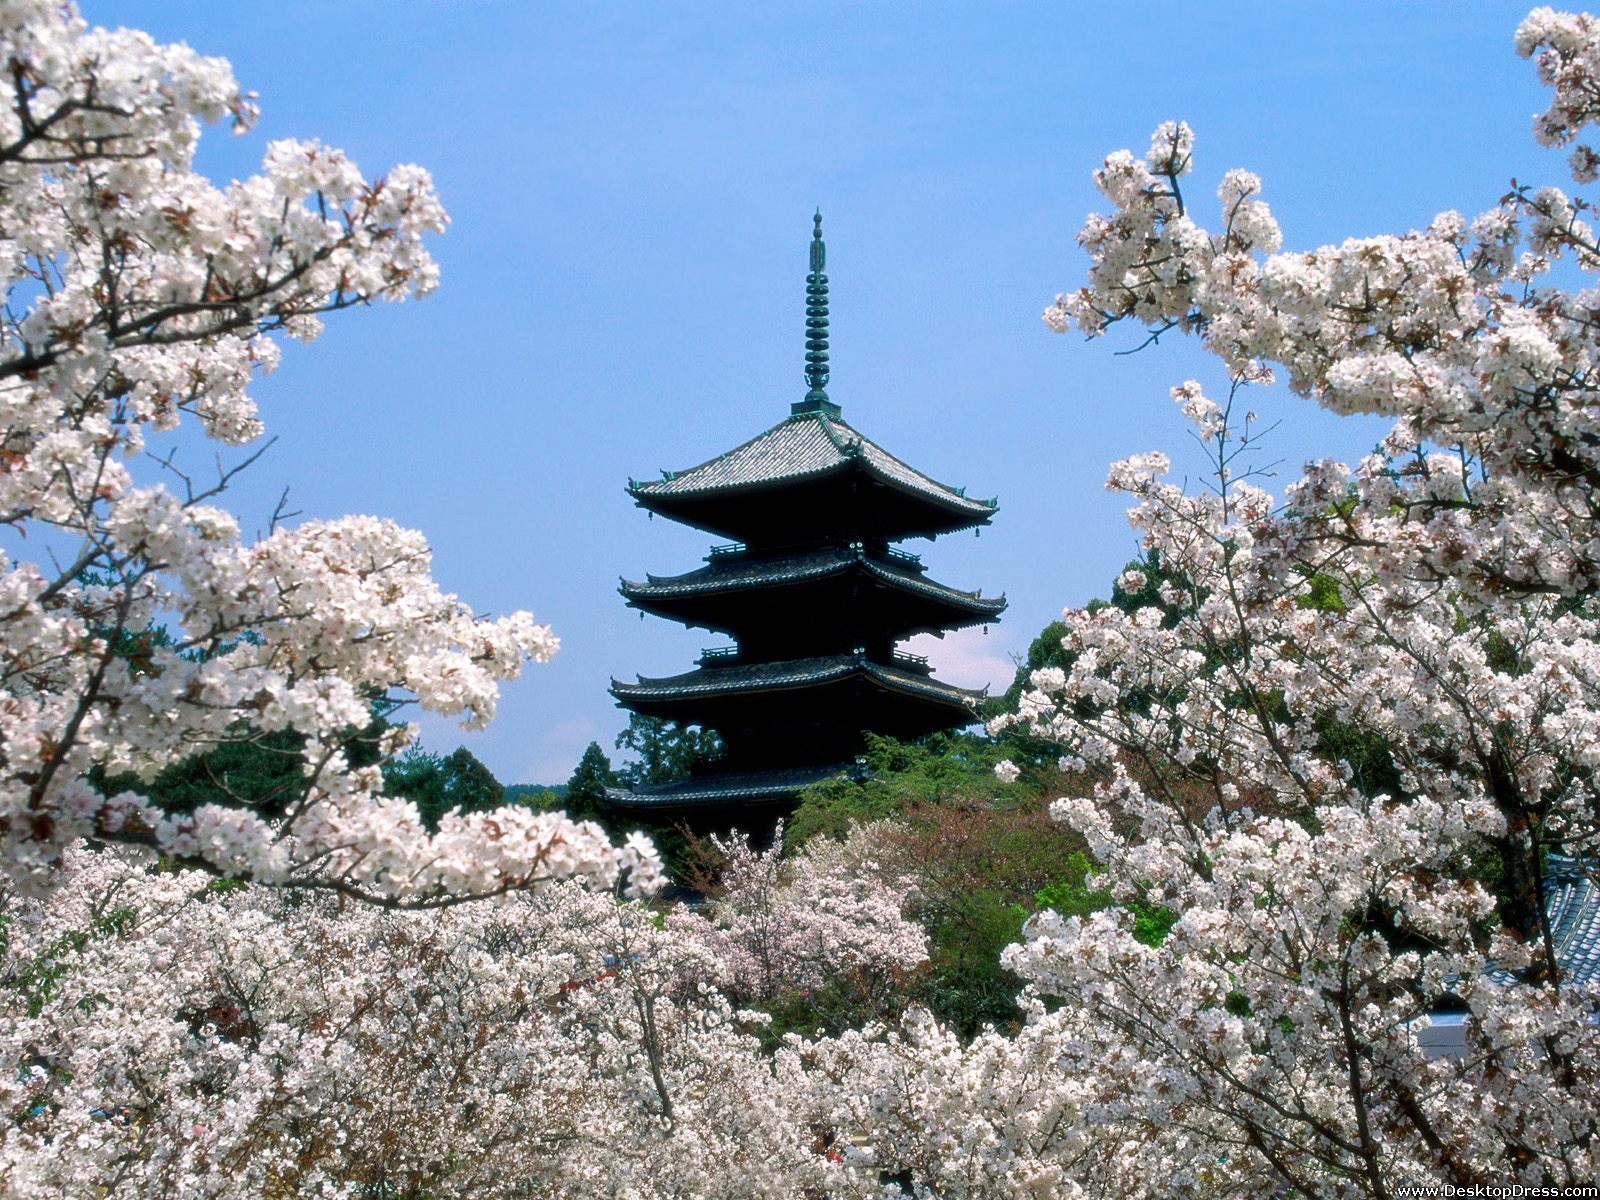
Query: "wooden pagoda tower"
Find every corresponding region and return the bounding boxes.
[606,213,1004,825]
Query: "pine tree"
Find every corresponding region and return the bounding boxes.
[565,742,618,820]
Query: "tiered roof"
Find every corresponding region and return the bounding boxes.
[612,651,985,768]
[626,410,997,544]
[1483,855,1600,988]
[1414,855,1599,1059]
[1544,855,1600,986]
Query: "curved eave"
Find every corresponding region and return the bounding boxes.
[625,414,997,519]
[629,459,996,525]
[1544,855,1599,987]
[620,552,851,599]
[863,658,988,705]
[600,763,855,812]
[625,413,999,542]
[860,559,1007,617]
[602,785,797,814]
[1478,855,1598,989]
[618,553,1006,621]
[609,655,986,709]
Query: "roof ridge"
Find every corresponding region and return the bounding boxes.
[627,411,996,527]
[860,557,1007,608]
[835,415,997,509]
[817,414,860,455]
[862,657,989,702]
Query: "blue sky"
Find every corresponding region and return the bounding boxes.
[99,1,1557,784]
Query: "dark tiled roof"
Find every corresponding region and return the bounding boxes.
[610,653,987,706]
[1478,855,1598,989]
[628,413,997,517]
[602,762,857,810]
[1419,856,1598,1059]
[1544,855,1600,988]
[620,546,1006,616]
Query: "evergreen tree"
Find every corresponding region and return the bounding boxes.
[383,745,505,831]
[613,714,723,787]
[564,742,618,820]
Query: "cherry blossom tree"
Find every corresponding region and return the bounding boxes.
[916,7,1600,1195]
[0,846,859,1198]
[0,0,659,902]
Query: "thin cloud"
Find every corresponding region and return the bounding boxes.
[905,626,1017,695]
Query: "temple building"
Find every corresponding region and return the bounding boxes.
[605,213,1005,826]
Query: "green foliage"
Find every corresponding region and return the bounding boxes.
[1131,902,1179,947]
[108,728,311,818]
[1314,716,1404,800]
[1,906,137,1018]
[783,774,904,848]
[106,710,506,835]
[1295,571,1347,612]
[93,617,538,839]
[563,742,618,820]
[757,556,1213,1037]
[1033,855,1178,948]
[785,735,1105,1036]
[1031,852,1105,919]
[1106,548,1179,619]
[995,549,1188,722]
[508,787,566,811]
[96,715,397,822]
[994,619,1072,713]
[382,745,505,832]
[748,972,905,1049]
[914,886,1033,1035]
[786,732,1032,849]
[613,714,723,787]
[504,782,566,806]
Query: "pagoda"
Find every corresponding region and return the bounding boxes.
[606,212,1005,825]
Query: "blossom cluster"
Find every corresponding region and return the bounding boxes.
[0,816,946,1194]
[669,821,928,1005]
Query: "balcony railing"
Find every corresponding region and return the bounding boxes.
[847,541,925,572]
[708,542,746,560]
[892,651,931,673]
[698,646,740,666]
[882,545,924,571]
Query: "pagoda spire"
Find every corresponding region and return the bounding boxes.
[793,209,840,418]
